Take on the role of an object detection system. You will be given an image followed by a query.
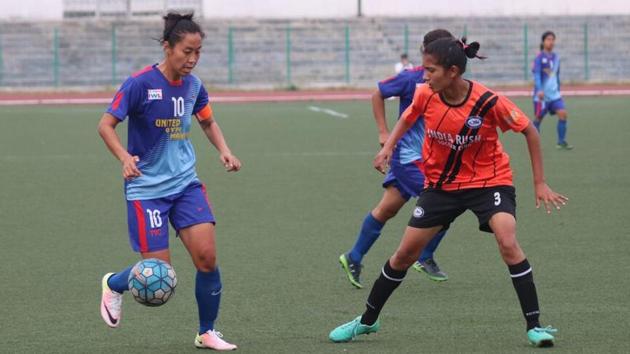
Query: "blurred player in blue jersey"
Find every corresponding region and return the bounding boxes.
[338,29,454,288]
[532,31,573,150]
[97,13,239,351]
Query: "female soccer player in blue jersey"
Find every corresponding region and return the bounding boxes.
[97,13,239,351]
[532,31,573,150]
[339,29,454,288]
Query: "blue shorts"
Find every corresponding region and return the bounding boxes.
[126,180,215,253]
[534,98,566,119]
[382,158,425,201]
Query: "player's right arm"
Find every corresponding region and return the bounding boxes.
[374,73,407,146]
[371,89,389,146]
[532,55,544,99]
[98,77,143,180]
[373,85,426,174]
[98,113,141,180]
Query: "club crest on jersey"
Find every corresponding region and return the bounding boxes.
[413,207,425,218]
[147,89,163,100]
[465,116,483,129]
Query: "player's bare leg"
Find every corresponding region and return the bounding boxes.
[180,223,237,351]
[490,213,556,347]
[340,186,406,288]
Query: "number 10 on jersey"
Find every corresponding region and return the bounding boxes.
[171,97,184,117]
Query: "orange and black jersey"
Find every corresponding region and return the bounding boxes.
[401,80,530,191]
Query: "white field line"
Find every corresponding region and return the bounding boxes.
[307,105,349,118]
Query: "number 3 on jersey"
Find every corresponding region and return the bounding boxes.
[171,97,184,117]
[493,192,501,206]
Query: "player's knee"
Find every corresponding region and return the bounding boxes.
[194,251,217,272]
[391,249,416,269]
[496,236,522,261]
[372,205,399,221]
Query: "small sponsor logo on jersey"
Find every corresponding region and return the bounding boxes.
[147,89,163,100]
[413,207,425,218]
[504,109,521,124]
[542,57,548,64]
[465,116,483,129]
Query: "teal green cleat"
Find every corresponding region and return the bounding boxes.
[527,326,557,347]
[339,253,363,289]
[329,316,380,342]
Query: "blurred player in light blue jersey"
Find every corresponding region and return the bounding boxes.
[97,13,239,351]
[338,29,454,289]
[532,31,573,150]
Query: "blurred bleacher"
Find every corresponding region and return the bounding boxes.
[0,15,628,89]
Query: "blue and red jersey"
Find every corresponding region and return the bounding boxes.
[532,51,561,102]
[377,66,426,164]
[107,64,214,200]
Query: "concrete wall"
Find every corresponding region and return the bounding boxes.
[1,0,629,20]
[1,16,628,89]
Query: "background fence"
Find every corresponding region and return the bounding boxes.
[0,16,629,89]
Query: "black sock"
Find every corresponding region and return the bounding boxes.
[509,259,541,331]
[360,260,407,325]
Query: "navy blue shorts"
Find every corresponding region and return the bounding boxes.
[126,181,215,253]
[382,158,425,201]
[534,98,566,119]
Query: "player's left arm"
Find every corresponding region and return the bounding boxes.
[193,84,241,172]
[197,112,241,172]
[557,58,561,92]
[493,96,568,212]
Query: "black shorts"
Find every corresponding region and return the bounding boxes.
[408,185,516,233]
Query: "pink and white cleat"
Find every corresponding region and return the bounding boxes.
[194,330,238,351]
[100,273,123,328]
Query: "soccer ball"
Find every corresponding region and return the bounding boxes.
[128,258,177,307]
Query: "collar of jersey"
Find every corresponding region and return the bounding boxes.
[439,79,473,108]
[152,63,184,86]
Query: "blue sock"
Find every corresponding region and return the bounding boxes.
[107,266,132,293]
[196,268,222,335]
[557,120,567,144]
[533,119,541,132]
[348,212,385,263]
[419,230,447,262]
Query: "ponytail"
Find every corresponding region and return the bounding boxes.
[160,12,204,47]
[458,37,486,60]
[423,36,486,75]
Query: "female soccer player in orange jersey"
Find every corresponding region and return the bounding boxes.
[329,36,568,348]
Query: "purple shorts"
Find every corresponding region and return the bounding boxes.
[126,181,215,253]
[534,98,566,119]
[382,158,426,201]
